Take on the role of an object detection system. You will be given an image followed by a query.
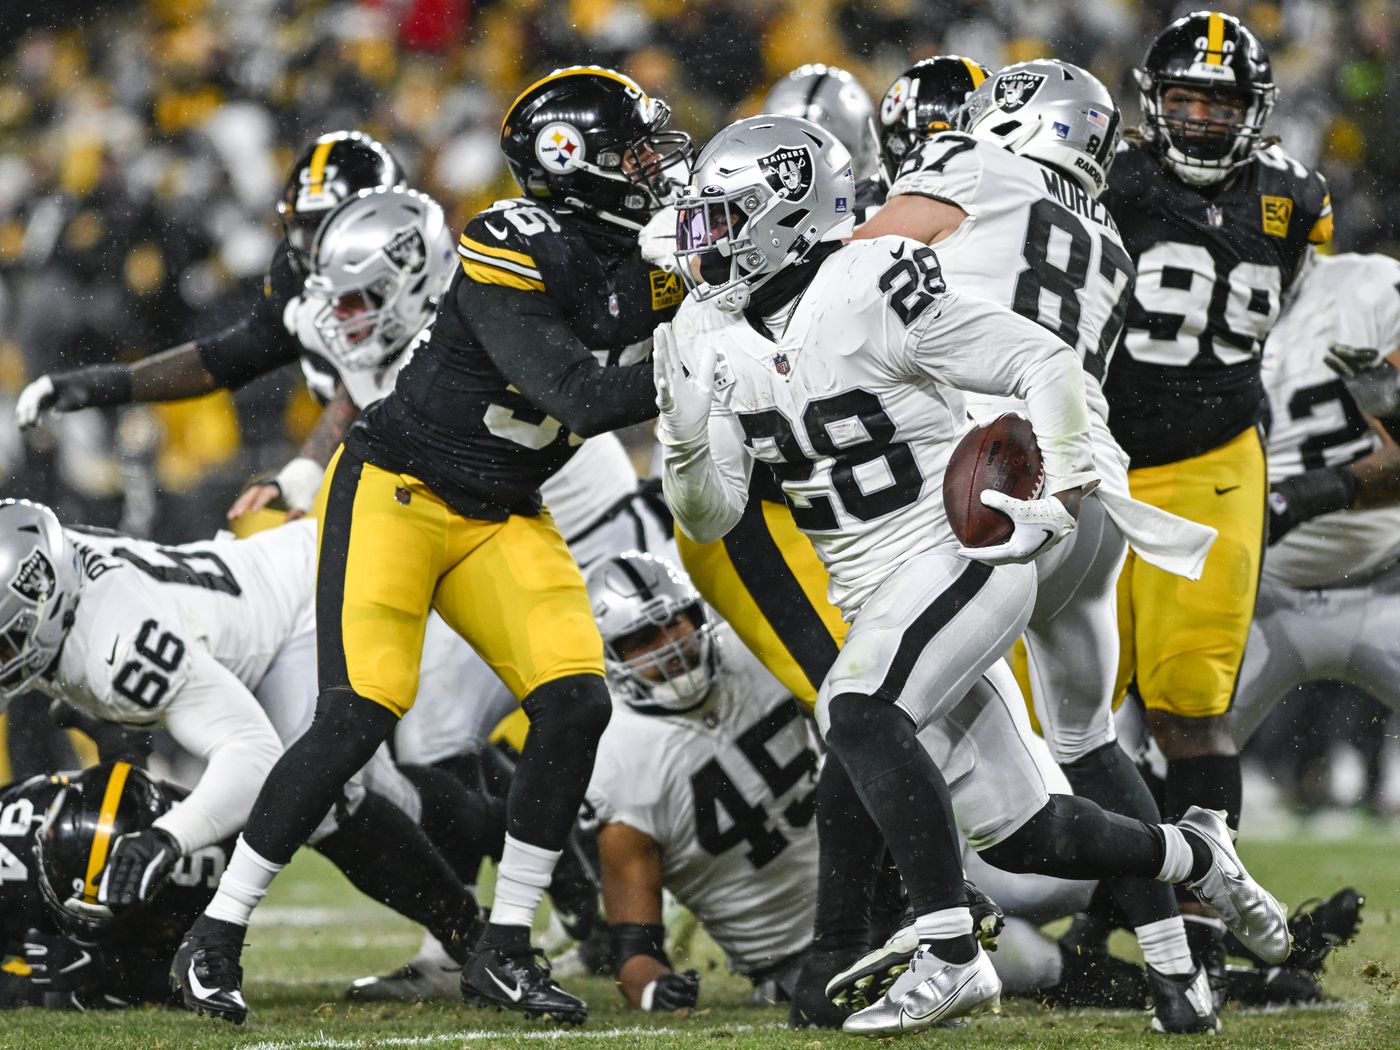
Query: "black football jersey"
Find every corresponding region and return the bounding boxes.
[1102,141,1331,466]
[348,198,678,519]
[0,774,67,941]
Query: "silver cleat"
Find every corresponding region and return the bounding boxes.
[842,945,1001,1037]
[346,961,462,1002]
[1179,806,1292,965]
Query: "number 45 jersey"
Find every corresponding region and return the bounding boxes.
[1101,140,1331,466]
[586,632,819,977]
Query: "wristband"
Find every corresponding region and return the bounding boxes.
[274,457,327,513]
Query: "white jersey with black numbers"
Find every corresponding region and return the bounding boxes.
[1262,252,1400,588]
[67,520,317,692]
[586,633,818,976]
[668,237,1097,615]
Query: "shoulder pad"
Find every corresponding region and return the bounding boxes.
[1252,146,1331,245]
[890,132,983,205]
[458,200,567,293]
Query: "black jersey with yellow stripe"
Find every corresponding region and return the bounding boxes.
[1102,141,1331,466]
[0,774,66,940]
[348,198,680,519]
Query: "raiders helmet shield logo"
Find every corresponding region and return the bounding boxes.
[993,71,1047,113]
[758,145,814,200]
[9,549,55,604]
[383,226,427,273]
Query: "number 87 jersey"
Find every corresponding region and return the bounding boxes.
[1101,140,1331,466]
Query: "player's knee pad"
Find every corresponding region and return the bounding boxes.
[521,673,613,746]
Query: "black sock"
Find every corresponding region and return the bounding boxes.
[189,914,247,949]
[1062,743,1178,927]
[981,794,1165,881]
[809,755,885,953]
[509,675,611,847]
[402,763,503,883]
[922,935,977,964]
[822,694,965,917]
[1179,827,1215,883]
[478,922,532,955]
[242,691,399,864]
[1165,755,1242,830]
[314,791,478,958]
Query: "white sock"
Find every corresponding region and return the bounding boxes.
[490,833,561,930]
[204,836,284,927]
[1156,824,1194,884]
[915,906,974,944]
[1136,916,1195,976]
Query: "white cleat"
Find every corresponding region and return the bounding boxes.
[1179,806,1292,965]
[842,945,1001,1038]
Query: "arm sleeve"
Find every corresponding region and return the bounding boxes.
[906,292,1098,492]
[196,296,303,390]
[458,279,657,438]
[661,398,753,544]
[152,646,283,853]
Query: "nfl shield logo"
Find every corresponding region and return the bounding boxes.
[773,352,791,375]
[757,146,814,200]
[1206,205,1224,227]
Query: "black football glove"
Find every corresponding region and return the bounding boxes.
[642,969,700,1012]
[22,929,125,1010]
[1267,466,1358,546]
[97,826,181,908]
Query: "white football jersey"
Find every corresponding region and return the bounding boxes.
[587,632,818,975]
[539,431,638,542]
[288,300,424,410]
[671,237,1095,614]
[1261,252,1400,587]
[65,520,316,695]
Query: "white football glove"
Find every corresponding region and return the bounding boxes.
[639,204,680,275]
[653,322,716,449]
[274,456,326,514]
[16,375,57,430]
[958,489,1076,566]
[1323,344,1400,417]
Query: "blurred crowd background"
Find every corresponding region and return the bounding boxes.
[0,0,1394,820]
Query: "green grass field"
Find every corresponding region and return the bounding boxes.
[6,834,1398,1050]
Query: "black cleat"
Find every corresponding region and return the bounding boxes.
[461,946,587,1024]
[170,929,248,1024]
[1224,964,1323,1007]
[1184,916,1228,1011]
[789,949,854,1029]
[965,879,1005,950]
[1040,944,1150,1010]
[1148,964,1220,1034]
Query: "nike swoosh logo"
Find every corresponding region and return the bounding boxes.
[487,968,523,1002]
[104,639,118,665]
[484,221,509,240]
[890,243,907,259]
[1214,485,1240,495]
[187,963,244,1007]
[900,970,979,1023]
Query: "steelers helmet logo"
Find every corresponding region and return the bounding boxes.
[536,121,586,173]
[881,76,912,126]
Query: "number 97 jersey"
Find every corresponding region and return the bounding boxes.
[1101,140,1332,467]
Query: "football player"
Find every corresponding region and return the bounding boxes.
[856,60,1218,1031]
[174,66,692,1026]
[1231,250,1400,739]
[0,763,233,1011]
[1097,10,1331,984]
[16,131,410,519]
[656,113,1288,1037]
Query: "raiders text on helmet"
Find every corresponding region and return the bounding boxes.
[278,130,406,268]
[762,64,881,182]
[963,59,1122,197]
[879,55,990,180]
[500,66,691,232]
[675,114,854,311]
[301,186,456,371]
[0,500,83,699]
[1136,10,1277,186]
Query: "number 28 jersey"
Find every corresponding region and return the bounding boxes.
[1102,141,1331,466]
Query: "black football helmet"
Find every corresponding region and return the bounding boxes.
[36,760,173,934]
[1136,10,1277,186]
[500,66,691,232]
[878,55,990,180]
[278,130,406,268]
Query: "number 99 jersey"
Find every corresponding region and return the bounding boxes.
[1101,140,1331,466]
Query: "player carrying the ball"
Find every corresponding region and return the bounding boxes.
[654,113,1292,1038]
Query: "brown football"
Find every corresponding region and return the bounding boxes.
[943,414,1043,548]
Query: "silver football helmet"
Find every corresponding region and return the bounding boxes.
[962,59,1122,197]
[0,500,83,700]
[302,186,456,371]
[762,64,880,182]
[675,114,854,311]
[586,551,719,714]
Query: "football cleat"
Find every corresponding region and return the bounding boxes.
[170,930,248,1024]
[1179,807,1292,965]
[1227,887,1365,974]
[1147,964,1220,1035]
[826,923,918,1012]
[461,946,587,1024]
[789,949,855,1029]
[1040,944,1150,1010]
[1224,964,1323,1007]
[1184,916,1228,1012]
[346,961,461,1003]
[842,945,1000,1037]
